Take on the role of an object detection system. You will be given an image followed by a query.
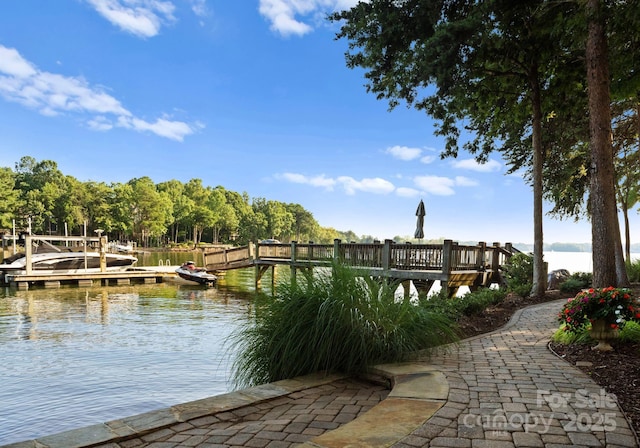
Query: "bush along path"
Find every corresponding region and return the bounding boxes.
[549,284,640,440]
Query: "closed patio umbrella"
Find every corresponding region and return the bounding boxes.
[414,200,425,239]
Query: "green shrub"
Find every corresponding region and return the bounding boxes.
[626,259,640,283]
[227,264,459,388]
[552,320,640,345]
[559,278,585,294]
[552,325,592,344]
[502,253,534,296]
[559,272,592,294]
[420,287,506,319]
[619,320,640,342]
[511,283,533,298]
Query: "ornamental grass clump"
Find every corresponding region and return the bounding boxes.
[558,286,640,334]
[227,263,459,388]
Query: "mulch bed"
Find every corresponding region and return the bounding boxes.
[455,286,640,438]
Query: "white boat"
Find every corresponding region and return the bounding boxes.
[175,261,217,286]
[0,250,138,282]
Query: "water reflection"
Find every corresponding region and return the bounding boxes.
[0,276,257,446]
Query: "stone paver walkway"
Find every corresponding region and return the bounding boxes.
[392,300,639,447]
[6,299,638,448]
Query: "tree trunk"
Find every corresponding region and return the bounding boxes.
[622,203,630,262]
[613,210,630,286]
[530,68,546,297]
[586,0,620,287]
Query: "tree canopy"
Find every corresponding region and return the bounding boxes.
[0,156,362,246]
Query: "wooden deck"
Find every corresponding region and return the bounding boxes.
[3,269,166,290]
[204,239,518,296]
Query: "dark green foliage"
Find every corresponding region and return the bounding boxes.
[420,287,507,319]
[502,253,534,296]
[228,264,459,388]
[559,272,593,294]
[626,259,640,283]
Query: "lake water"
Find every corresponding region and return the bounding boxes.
[0,262,268,446]
[538,251,640,274]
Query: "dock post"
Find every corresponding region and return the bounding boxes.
[383,239,392,271]
[491,242,503,286]
[99,236,107,272]
[333,239,341,264]
[441,239,453,297]
[290,241,297,287]
[478,242,486,270]
[402,280,411,300]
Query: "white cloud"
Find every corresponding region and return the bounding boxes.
[189,0,208,17]
[337,176,395,195]
[420,155,436,164]
[279,173,336,190]
[451,158,502,172]
[396,187,420,197]
[258,0,362,36]
[0,45,197,141]
[278,172,395,195]
[413,175,455,196]
[0,46,36,77]
[86,0,176,38]
[455,176,478,187]
[87,116,114,131]
[119,116,197,141]
[385,145,422,161]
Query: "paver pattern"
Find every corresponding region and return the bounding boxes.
[91,378,389,448]
[391,300,638,447]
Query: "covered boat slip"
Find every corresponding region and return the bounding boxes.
[204,239,519,296]
[0,235,156,289]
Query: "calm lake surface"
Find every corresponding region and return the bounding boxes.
[1,250,638,445]
[0,255,274,446]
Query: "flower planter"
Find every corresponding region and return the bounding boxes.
[589,318,619,351]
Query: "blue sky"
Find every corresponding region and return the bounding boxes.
[0,0,636,246]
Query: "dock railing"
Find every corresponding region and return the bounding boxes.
[204,239,515,274]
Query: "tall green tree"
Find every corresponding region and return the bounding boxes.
[128,177,172,246]
[0,167,21,230]
[110,182,135,241]
[158,180,192,243]
[331,0,574,296]
[82,181,117,235]
[286,203,319,242]
[184,179,215,245]
[584,0,638,287]
[224,190,255,244]
[252,198,294,241]
[13,156,67,234]
[209,187,239,243]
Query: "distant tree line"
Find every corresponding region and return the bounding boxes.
[0,156,369,247]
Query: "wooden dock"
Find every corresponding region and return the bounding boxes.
[204,239,519,297]
[3,269,166,290]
